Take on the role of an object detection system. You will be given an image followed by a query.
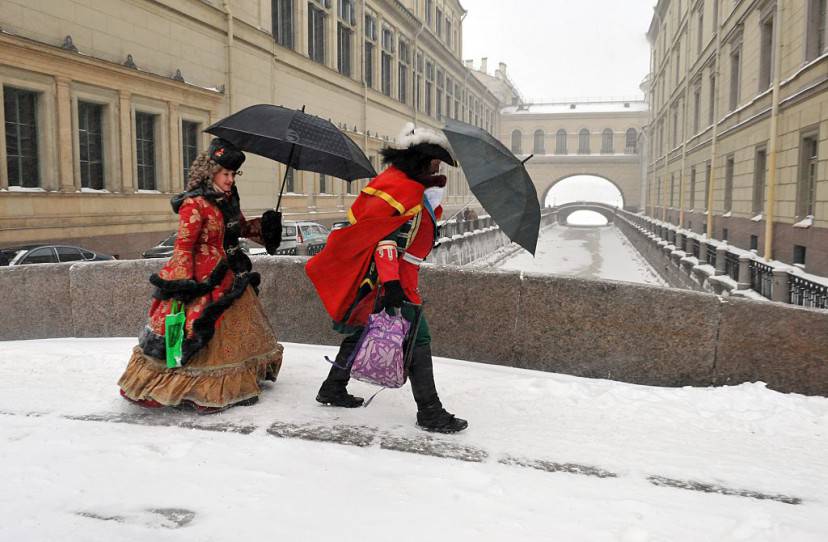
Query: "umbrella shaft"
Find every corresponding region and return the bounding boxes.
[276,143,297,210]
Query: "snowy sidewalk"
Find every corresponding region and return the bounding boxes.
[1,338,827,541]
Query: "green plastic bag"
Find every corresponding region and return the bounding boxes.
[164,300,186,368]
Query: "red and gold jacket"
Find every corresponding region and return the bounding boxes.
[306,166,441,331]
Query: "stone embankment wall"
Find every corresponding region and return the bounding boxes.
[2,258,827,396]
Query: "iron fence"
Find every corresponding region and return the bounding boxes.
[706,244,718,269]
[725,252,740,282]
[789,275,828,309]
[690,238,700,259]
[750,260,774,300]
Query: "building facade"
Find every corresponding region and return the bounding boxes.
[646,0,828,275]
[0,0,501,257]
[500,100,648,211]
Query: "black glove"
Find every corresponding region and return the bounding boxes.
[382,280,407,310]
[261,210,282,255]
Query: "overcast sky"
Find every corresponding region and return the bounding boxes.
[461,0,655,102]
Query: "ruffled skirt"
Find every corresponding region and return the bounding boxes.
[118,287,283,408]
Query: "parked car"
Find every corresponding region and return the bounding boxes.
[277,221,329,255]
[4,245,115,266]
[142,233,267,259]
[330,221,350,231]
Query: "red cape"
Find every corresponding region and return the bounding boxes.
[305,167,425,322]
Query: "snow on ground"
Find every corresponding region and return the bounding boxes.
[1,338,827,541]
[498,224,667,286]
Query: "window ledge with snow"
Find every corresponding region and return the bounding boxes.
[6,186,46,192]
[793,216,813,228]
[722,211,732,218]
[136,189,161,194]
[751,213,763,222]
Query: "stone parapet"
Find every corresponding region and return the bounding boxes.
[1,257,827,396]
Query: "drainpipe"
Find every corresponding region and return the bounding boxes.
[678,9,692,229]
[412,22,426,125]
[361,0,369,149]
[706,0,723,237]
[223,0,234,113]
[763,1,784,261]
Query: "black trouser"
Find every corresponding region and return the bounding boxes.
[320,319,441,412]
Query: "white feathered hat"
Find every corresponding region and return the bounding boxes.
[389,122,457,166]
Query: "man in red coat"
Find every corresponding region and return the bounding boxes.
[306,124,467,433]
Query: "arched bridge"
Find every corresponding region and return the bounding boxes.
[551,201,620,224]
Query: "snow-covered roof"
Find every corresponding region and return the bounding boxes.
[503,101,649,115]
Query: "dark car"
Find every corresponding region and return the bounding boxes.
[142,234,267,259]
[5,245,115,266]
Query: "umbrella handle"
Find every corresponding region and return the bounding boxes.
[276,143,297,210]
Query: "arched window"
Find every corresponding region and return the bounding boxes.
[601,129,614,154]
[511,129,522,154]
[555,129,567,154]
[625,128,638,153]
[578,129,590,154]
[533,129,545,154]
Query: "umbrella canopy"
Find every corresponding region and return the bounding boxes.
[442,119,540,255]
[205,104,376,206]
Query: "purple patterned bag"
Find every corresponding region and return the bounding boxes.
[349,310,411,388]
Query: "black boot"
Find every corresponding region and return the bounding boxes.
[408,344,468,433]
[316,333,364,408]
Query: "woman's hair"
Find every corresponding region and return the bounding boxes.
[379,147,432,180]
[186,152,242,191]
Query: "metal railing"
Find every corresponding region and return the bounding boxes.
[789,275,828,309]
[750,260,774,300]
[706,244,718,269]
[725,252,740,282]
[689,238,700,259]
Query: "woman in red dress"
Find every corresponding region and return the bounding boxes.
[118,138,284,414]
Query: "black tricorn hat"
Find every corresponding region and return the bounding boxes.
[208,138,245,171]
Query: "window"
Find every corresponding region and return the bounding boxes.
[806,0,827,61]
[797,134,819,217]
[56,246,84,262]
[21,247,56,265]
[272,0,294,48]
[708,73,716,124]
[398,39,410,104]
[759,15,774,90]
[425,0,433,26]
[308,3,325,65]
[135,112,156,190]
[750,235,758,250]
[670,174,675,207]
[436,69,444,120]
[511,130,522,154]
[601,129,613,154]
[672,105,679,148]
[4,86,39,187]
[285,167,295,193]
[445,19,452,49]
[364,14,376,88]
[753,147,767,215]
[697,7,704,55]
[724,155,734,212]
[436,8,443,38]
[704,161,712,210]
[78,101,104,190]
[675,47,681,86]
[533,130,545,154]
[794,245,807,265]
[445,77,453,118]
[729,45,741,111]
[625,128,637,153]
[693,85,701,134]
[337,0,355,76]
[556,129,567,154]
[712,0,719,35]
[181,120,199,185]
[319,173,327,194]
[689,166,696,209]
[578,129,590,154]
[414,51,423,111]
[381,28,394,97]
[425,60,433,116]
[722,228,728,241]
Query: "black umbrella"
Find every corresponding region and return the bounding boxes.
[205,104,376,209]
[442,119,540,255]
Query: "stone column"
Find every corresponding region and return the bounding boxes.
[737,255,752,290]
[771,270,790,304]
[55,77,76,192]
[118,90,134,193]
[715,245,728,275]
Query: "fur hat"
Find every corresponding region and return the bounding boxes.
[389,123,457,166]
[208,138,245,171]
